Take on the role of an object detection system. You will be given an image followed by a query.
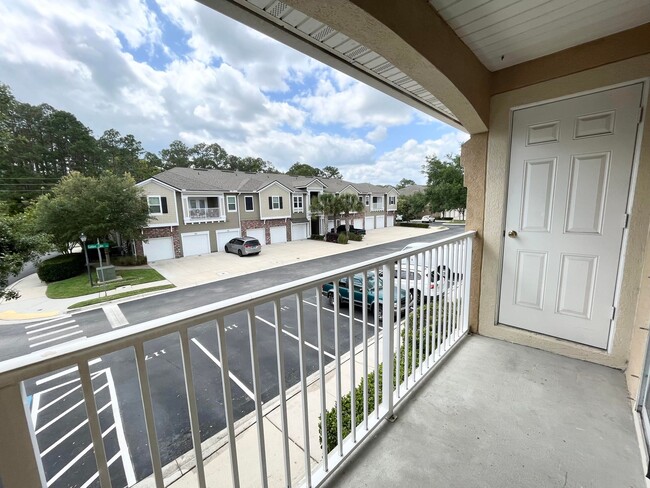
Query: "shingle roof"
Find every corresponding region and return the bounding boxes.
[150,168,393,195]
[397,184,427,196]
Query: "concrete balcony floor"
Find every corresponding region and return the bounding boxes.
[323,335,646,488]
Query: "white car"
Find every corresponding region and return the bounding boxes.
[394,266,446,304]
[421,215,431,223]
[399,242,458,283]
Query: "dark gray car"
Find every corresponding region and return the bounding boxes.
[225,236,262,256]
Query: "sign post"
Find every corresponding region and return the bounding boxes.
[87,241,110,282]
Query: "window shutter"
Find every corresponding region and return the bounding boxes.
[269,196,273,209]
[279,196,283,209]
[161,197,168,214]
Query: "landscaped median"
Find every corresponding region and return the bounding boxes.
[45,267,174,309]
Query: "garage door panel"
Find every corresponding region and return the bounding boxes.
[365,217,375,230]
[376,215,385,228]
[247,228,266,245]
[270,226,287,244]
[217,229,240,252]
[181,232,210,257]
[143,237,174,261]
[353,218,363,229]
[291,223,308,241]
[387,215,394,227]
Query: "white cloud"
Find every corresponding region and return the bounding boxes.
[366,126,387,142]
[342,131,470,185]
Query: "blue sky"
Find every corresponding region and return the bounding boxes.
[0,0,468,184]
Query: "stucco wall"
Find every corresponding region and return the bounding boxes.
[259,184,291,220]
[479,54,650,371]
[239,193,260,220]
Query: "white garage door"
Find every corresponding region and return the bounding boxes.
[365,216,375,230]
[143,237,174,262]
[291,223,308,241]
[181,232,210,257]
[353,218,363,229]
[247,228,266,245]
[270,226,287,244]
[387,215,394,227]
[217,229,240,252]
[327,220,335,233]
[376,215,385,228]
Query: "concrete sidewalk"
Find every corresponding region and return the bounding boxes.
[0,225,447,323]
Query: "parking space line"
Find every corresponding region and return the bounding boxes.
[35,358,103,386]
[105,368,136,486]
[190,338,255,401]
[36,370,103,396]
[35,382,109,435]
[24,315,72,329]
[79,451,121,488]
[30,391,41,427]
[28,325,79,341]
[39,383,83,412]
[40,402,112,457]
[46,424,117,487]
[30,331,84,348]
[26,320,75,334]
[255,315,336,360]
[302,298,379,328]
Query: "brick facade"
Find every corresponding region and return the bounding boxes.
[136,226,182,258]
[241,219,289,245]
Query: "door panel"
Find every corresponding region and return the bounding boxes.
[499,83,643,349]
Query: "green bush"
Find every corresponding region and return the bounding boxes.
[398,222,430,229]
[112,255,148,266]
[310,234,324,241]
[37,254,85,283]
[337,233,349,244]
[347,232,363,241]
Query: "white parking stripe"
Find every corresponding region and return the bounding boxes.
[35,382,109,435]
[26,320,75,334]
[35,358,102,386]
[255,315,336,360]
[40,402,112,457]
[79,451,121,488]
[191,338,255,401]
[28,325,79,341]
[302,298,377,327]
[38,383,83,412]
[46,424,117,487]
[30,391,41,427]
[24,315,72,329]
[29,331,84,348]
[102,303,129,328]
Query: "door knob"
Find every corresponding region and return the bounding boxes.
[508,230,518,238]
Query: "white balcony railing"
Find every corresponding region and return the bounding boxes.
[185,207,223,222]
[0,231,474,488]
[370,204,384,212]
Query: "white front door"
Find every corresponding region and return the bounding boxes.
[499,83,643,349]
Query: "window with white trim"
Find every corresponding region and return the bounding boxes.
[148,196,162,214]
[269,195,283,210]
[245,195,254,212]
[226,195,237,212]
[293,195,304,212]
[389,196,396,205]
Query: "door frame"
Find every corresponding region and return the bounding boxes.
[495,79,648,353]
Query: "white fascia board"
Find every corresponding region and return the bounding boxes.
[137,178,180,193]
[257,180,294,193]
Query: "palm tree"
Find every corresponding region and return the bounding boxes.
[310,193,343,232]
[339,193,364,232]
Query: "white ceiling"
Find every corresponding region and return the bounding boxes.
[429,0,650,71]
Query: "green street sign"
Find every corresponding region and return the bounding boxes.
[87,243,110,249]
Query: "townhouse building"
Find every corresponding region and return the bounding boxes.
[135,167,399,260]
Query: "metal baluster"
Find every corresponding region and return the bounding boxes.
[178,329,206,488]
[425,248,433,368]
[442,244,450,351]
[374,268,380,419]
[316,290,328,470]
[246,307,268,488]
[348,276,356,444]
[463,237,473,334]
[403,257,410,389]
[395,258,402,395]
[418,252,425,376]
[79,360,112,488]
[411,254,418,380]
[295,292,312,486]
[381,263,395,419]
[216,317,241,488]
[272,299,292,484]
[134,343,164,487]
[333,280,343,456]
[362,272,369,430]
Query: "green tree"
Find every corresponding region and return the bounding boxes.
[423,154,466,217]
[287,162,324,177]
[339,193,364,231]
[322,165,343,179]
[397,192,428,221]
[98,129,144,177]
[0,203,51,300]
[395,178,416,190]
[191,142,229,169]
[33,172,150,253]
[160,140,192,169]
[310,193,344,231]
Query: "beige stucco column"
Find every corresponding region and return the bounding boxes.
[460,133,488,333]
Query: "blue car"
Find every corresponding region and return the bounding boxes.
[321,271,407,320]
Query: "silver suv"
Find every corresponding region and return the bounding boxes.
[225,236,262,256]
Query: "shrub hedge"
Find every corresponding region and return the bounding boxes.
[310,234,324,241]
[337,233,349,244]
[37,254,85,283]
[112,255,148,266]
[398,222,430,229]
[347,232,363,242]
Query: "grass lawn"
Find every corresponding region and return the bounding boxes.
[46,268,167,299]
[69,285,175,309]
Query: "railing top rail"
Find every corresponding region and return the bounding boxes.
[0,230,475,386]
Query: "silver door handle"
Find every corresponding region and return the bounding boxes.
[508,230,518,238]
